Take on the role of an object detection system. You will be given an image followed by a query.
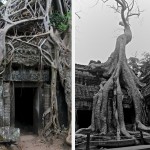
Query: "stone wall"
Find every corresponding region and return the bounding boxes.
[4,69,50,82]
[0,84,4,126]
[75,64,102,111]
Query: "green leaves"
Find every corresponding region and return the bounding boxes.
[58,23,68,32]
[49,12,71,32]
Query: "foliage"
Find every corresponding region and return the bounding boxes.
[140,52,150,77]
[128,52,150,78]
[128,57,140,76]
[50,12,71,32]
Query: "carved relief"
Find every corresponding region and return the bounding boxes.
[4,69,49,82]
[12,47,40,66]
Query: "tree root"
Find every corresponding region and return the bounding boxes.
[136,121,150,131]
[76,127,92,134]
[66,123,71,145]
[87,16,150,140]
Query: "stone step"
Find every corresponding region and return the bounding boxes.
[76,145,150,150]
[109,145,150,150]
[76,136,150,149]
[75,141,86,149]
[89,139,136,148]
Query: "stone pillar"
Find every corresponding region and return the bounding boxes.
[3,82,11,126]
[43,84,50,111]
[0,80,4,127]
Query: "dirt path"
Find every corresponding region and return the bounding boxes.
[18,134,71,150]
[0,134,71,150]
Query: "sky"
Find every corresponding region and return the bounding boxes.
[75,0,150,65]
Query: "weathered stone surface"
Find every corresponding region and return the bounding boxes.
[12,47,41,66]
[0,127,20,142]
[0,85,4,127]
[0,145,7,150]
[75,64,101,111]
[4,69,49,82]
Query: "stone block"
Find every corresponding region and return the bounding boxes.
[0,127,20,143]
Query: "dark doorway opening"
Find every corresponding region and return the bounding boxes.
[15,88,37,133]
[77,110,92,129]
[124,106,135,130]
[124,107,135,125]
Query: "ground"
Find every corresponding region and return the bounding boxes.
[18,134,69,150]
[0,134,71,150]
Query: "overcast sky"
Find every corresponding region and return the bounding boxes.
[75,0,150,65]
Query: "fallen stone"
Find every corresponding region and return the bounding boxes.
[0,127,20,143]
[8,144,20,150]
[0,145,7,150]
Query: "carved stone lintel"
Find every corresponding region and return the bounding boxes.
[4,69,49,82]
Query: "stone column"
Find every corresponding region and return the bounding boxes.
[3,82,11,126]
[0,79,4,127]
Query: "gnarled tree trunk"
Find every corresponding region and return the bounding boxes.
[76,0,150,139]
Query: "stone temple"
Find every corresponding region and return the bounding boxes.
[0,47,68,134]
[0,1,71,139]
[75,62,150,131]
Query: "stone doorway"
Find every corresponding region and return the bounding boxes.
[123,106,135,130]
[76,110,92,129]
[15,87,39,134]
